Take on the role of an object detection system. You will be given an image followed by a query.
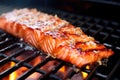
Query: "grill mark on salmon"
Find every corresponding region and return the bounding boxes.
[0,8,114,68]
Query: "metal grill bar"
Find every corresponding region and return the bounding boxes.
[106,58,120,80]
[17,56,64,80]
[0,43,18,53]
[17,56,51,80]
[40,61,65,80]
[86,64,99,80]
[0,48,25,66]
[0,51,40,79]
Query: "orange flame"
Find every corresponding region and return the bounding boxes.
[9,62,17,80]
[9,59,89,80]
[82,65,90,79]
[59,66,66,73]
[82,72,88,79]
[9,56,41,80]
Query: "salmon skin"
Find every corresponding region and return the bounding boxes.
[0,8,113,68]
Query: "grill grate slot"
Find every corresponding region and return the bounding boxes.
[0,48,25,66]
[17,56,52,80]
[39,61,65,80]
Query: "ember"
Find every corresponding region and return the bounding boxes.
[9,62,16,80]
[0,49,85,80]
[8,50,42,80]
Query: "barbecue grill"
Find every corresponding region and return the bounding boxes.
[0,0,120,80]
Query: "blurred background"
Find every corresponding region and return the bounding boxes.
[0,0,120,21]
[37,0,120,21]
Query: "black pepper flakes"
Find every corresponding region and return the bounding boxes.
[77,48,82,52]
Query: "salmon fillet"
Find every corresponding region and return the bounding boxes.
[0,8,113,68]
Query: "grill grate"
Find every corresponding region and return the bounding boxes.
[0,31,81,80]
[0,2,120,80]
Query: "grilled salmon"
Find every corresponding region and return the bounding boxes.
[0,8,113,67]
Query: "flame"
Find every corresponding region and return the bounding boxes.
[9,62,17,80]
[59,66,66,73]
[86,65,90,69]
[8,57,90,80]
[82,65,90,79]
[58,65,90,79]
[82,72,88,79]
[8,56,41,80]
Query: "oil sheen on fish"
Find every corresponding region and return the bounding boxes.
[0,8,113,67]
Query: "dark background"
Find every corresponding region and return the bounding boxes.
[0,0,120,21]
[28,0,120,21]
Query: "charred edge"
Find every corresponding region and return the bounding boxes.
[84,48,108,53]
